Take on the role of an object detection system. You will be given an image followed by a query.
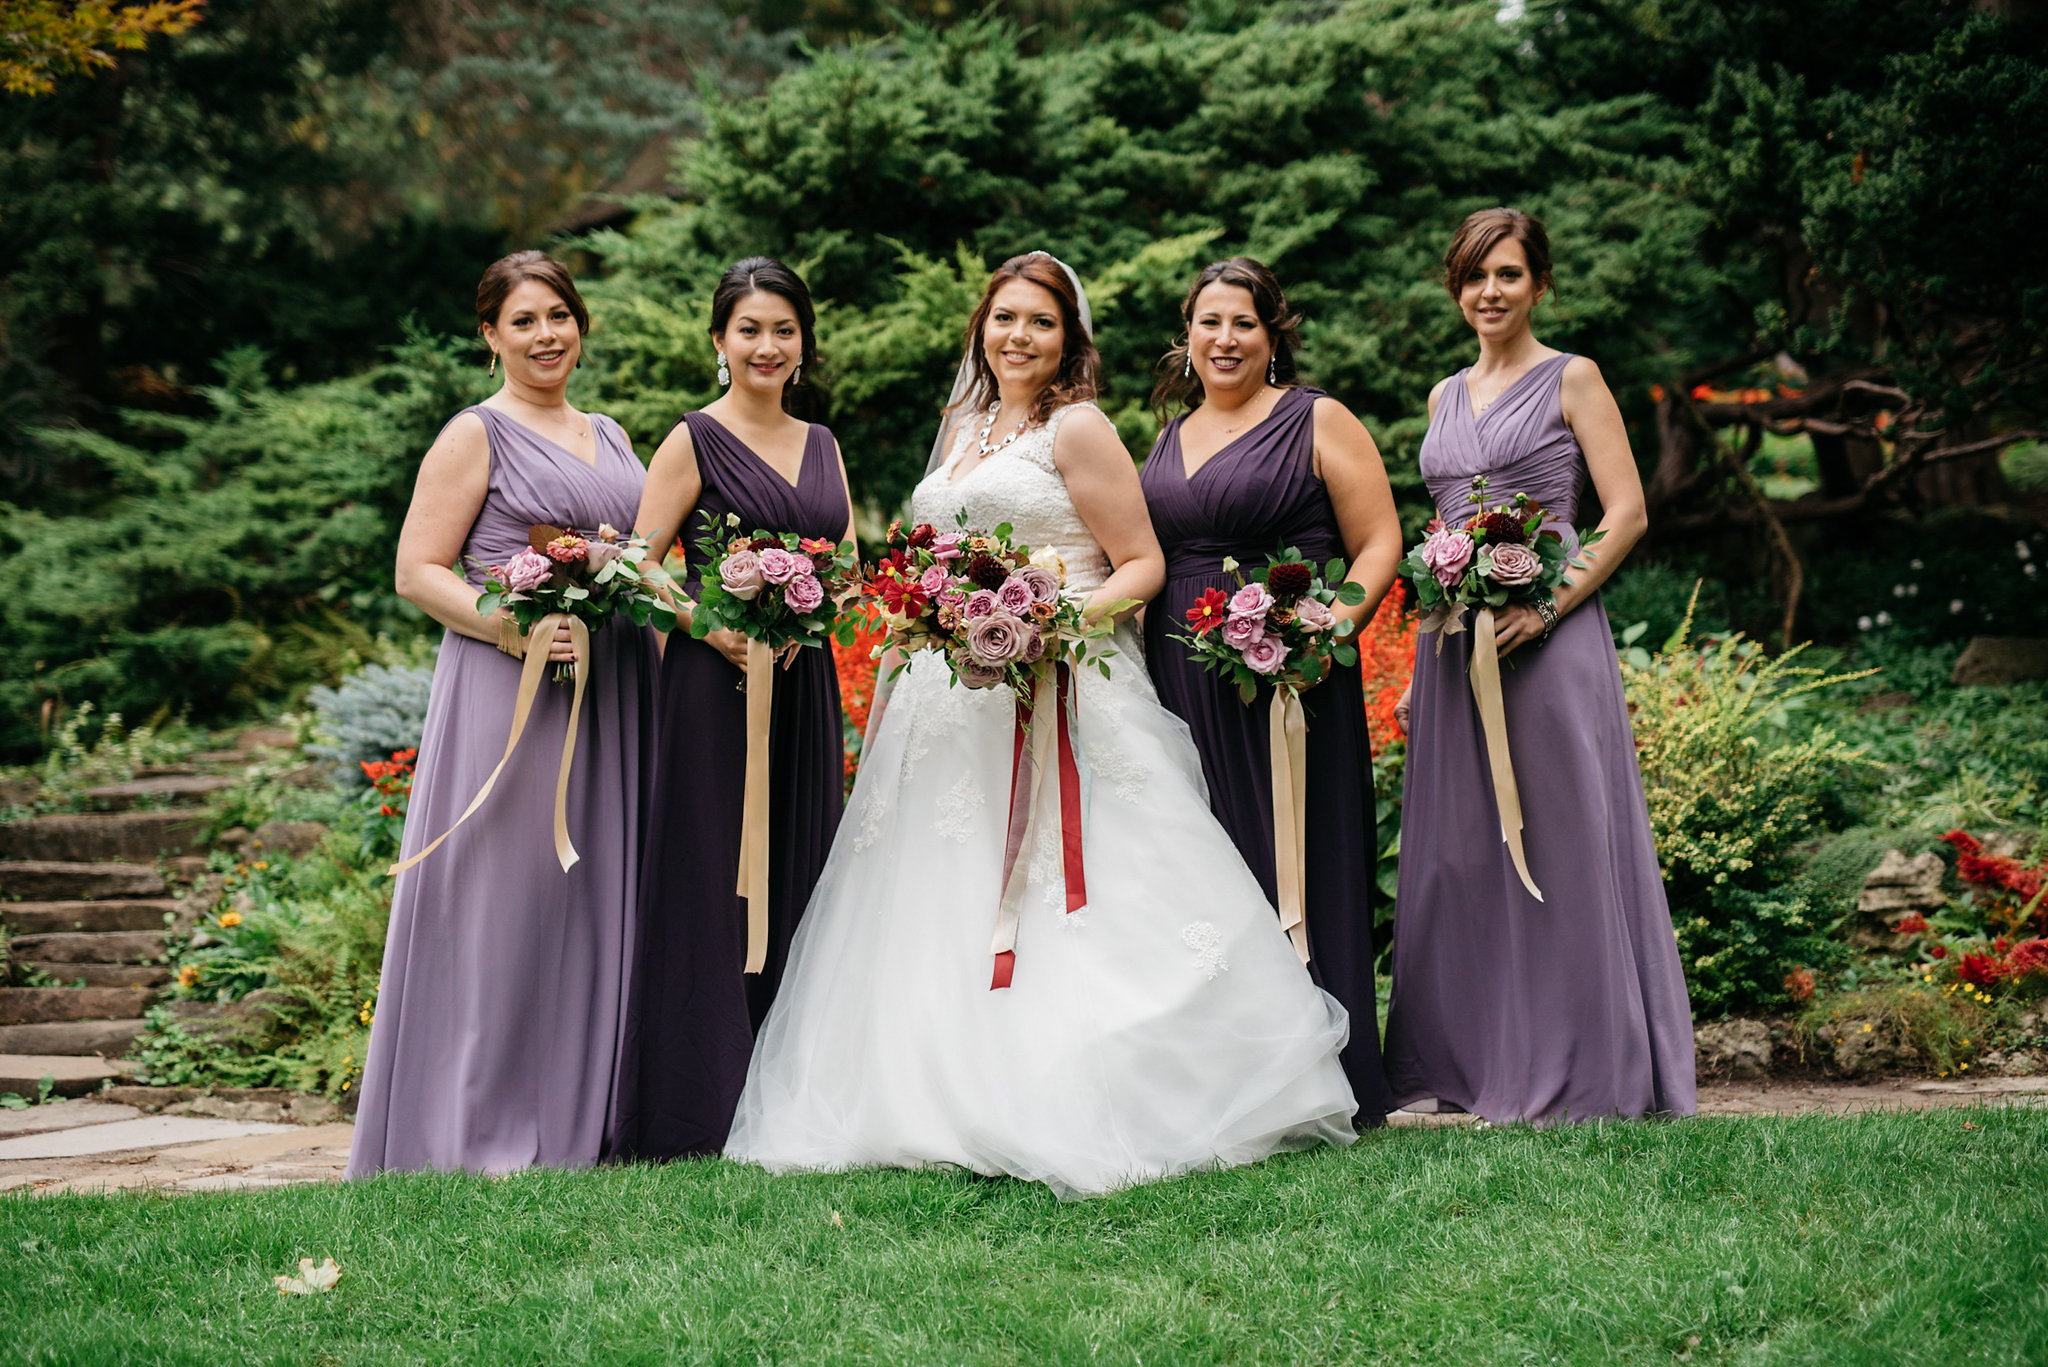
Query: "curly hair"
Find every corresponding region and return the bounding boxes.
[1151,256,1303,417]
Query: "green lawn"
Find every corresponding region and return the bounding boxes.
[4,1109,2046,1366]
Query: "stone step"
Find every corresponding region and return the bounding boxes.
[0,1054,130,1098]
[0,1018,148,1056]
[0,900,181,934]
[0,987,155,1025]
[19,962,170,988]
[0,811,208,863]
[5,930,167,965]
[78,775,235,811]
[0,861,166,902]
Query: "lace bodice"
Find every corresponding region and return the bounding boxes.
[911,402,1114,595]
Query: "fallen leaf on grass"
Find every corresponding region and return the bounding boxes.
[1962,1121,1980,1131]
[275,1258,343,1295]
[830,1210,844,1228]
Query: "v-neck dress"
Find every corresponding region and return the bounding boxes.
[1382,353,1696,1123]
[348,405,658,1178]
[605,411,850,1161]
[1140,385,1394,1127]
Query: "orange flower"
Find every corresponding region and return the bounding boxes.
[218,911,243,928]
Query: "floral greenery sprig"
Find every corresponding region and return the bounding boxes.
[689,510,861,653]
[1170,547,1367,704]
[1399,475,1603,638]
[473,522,676,679]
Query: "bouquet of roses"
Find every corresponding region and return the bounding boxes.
[1172,549,1368,704]
[863,513,1121,700]
[689,511,861,653]
[1398,474,1602,644]
[475,522,676,680]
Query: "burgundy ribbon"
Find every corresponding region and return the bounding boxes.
[990,662,1088,990]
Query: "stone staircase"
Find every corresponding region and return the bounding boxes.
[0,762,263,1099]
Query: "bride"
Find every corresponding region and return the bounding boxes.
[725,253,1357,1199]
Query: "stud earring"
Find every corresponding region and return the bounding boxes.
[488,351,498,378]
[716,350,730,387]
[1268,355,1277,385]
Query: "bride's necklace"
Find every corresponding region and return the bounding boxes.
[975,402,1031,457]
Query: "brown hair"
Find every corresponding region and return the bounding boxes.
[954,253,1100,427]
[1442,208,1554,301]
[1151,256,1304,416]
[476,249,590,335]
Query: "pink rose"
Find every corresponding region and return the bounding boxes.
[1020,626,1047,663]
[964,589,999,619]
[952,650,1008,690]
[1419,527,1474,589]
[783,570,825,613]
[1222,614,1265,650]
[1228,583,1274,620]
[1294,597,1336,632]
[1487,543,1543,587]
[996,576,1035,615]
[964,611,1030,666]
[719,548,766,601]
[1012,565,1061,605]
[758,547,802,585]
[503,548,554,592]
[929,533,965,562]
[585,540,623,573]
[919,564,951,596]
[1242,635,1289,675]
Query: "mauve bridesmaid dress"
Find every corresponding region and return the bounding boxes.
[1383,353,1697,1123]
[347,405,657,1177]
[605,411,849,1160]
[1142,385,1396,1127]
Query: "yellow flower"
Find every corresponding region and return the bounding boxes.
[253,861,269,871]
[218,911,243,928]
[1861,1023,1874,1033]
[1961,1063,1969,1071]
[177,964,200,988]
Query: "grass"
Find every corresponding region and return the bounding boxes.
[3,1111,2047,1365]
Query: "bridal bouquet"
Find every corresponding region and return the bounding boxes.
[474,522,676,681]
[1397,474,1601,642]
[863,514,1120,700]
[688,511,861,652]
[1171,549,1367,704]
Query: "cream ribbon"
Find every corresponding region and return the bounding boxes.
[990,667,1061,969]
[735,637,774,974]
[1469,606,1544,902]
[1269,688,1311,964]
[389,612,590,879]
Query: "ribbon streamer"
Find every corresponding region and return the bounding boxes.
[389,612,590,879]
[990,663,1088,989]
[735,637,774,974]
[1268,688,1311,964]
[1469,606,1544,902]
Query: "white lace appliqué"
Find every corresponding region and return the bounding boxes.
[1181,921,1229,981]
[1088,695,1148,804]
[933,771,985,844]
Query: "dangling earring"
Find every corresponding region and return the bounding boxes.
[1183,352,1192,379]
[488,351,498,378]
[1268,355,1278,385]
[716,350,730,386]
[792,362,802,386]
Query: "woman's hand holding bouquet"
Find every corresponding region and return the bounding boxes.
[1171,549,1367,705]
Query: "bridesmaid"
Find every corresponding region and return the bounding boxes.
[1141,257,1405,1128]
[1383,208,1696,1123]
[348,250,657,1176]
[606,257,855,1160]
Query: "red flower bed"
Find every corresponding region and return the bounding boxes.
[1941,829,2047,934]
[1356,579,1417,759]
[831,608,885,784]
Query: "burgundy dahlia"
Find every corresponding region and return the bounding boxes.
[966,553,1010,591]
[1472,511,1527,546]
[1266,561,1313,600]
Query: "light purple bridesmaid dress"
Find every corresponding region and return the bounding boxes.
[346,405,658,1176]
[1383,354,1697,1123]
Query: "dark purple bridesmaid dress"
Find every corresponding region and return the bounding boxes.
[1142,385,1395,1128]
[1383,353,1697,1123]
[605,411,849,1160]
[347,406,658,1177]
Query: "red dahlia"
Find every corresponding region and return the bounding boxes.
[1266,562,1313,600]
[748,535,782,552]
[1472,511,1527,545]
[1958,951,2005,987]
[966,553,1009,591]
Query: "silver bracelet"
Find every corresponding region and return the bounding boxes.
[1535,597,1559,643]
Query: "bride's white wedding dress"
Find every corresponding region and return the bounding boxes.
[726,402,1357,1198]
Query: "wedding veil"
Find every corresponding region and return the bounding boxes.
[923,251,1094,477]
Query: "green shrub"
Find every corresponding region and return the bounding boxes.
[1793,826,1947,929]
[1624,597,1872,1015]
[306,651,437,784]
[1796,982,2000,1077]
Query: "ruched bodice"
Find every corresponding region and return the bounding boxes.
[677,413,849,595]
[1142,387,1340,578]
[461,406,644,584]
[1420,354,1583,540]
[913,402,1114,595]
